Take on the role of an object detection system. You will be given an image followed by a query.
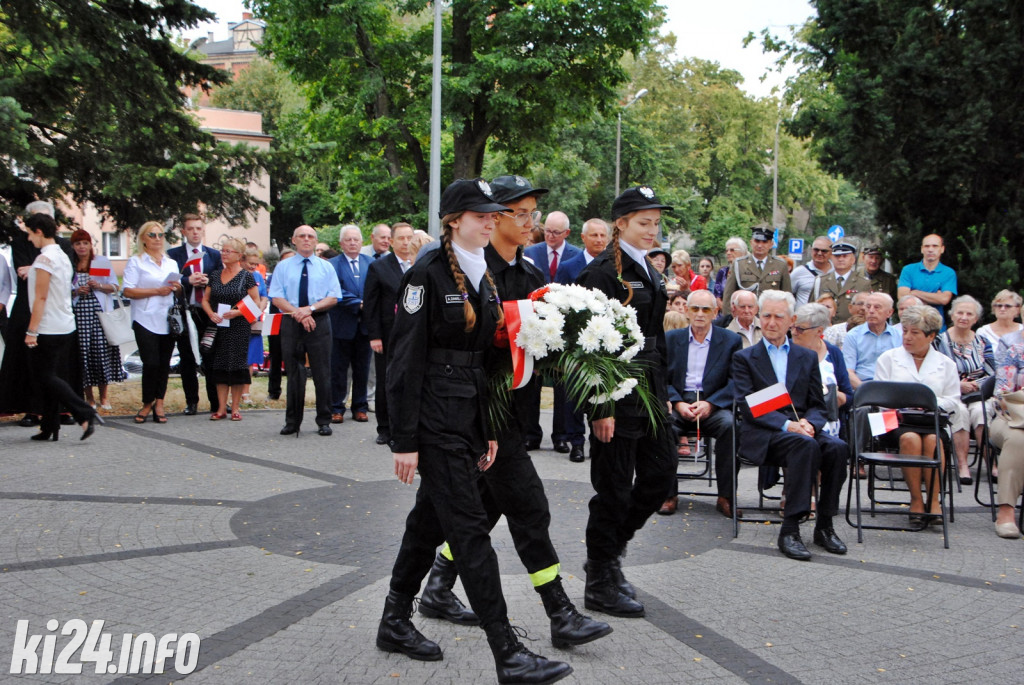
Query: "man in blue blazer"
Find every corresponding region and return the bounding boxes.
[522,211,582,452]
[732,289,848,561]
[168,214,222,415]
[552,218,609,462]
[328,225,373,423]
[663,289,743,517]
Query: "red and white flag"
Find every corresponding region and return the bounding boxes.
[184,257,202,273]
[236,295,262,324]
[745,382,793,418]
[88,259,111,278]
[260,313,283,337]
[502,299,536,390]
[868,409,900,436]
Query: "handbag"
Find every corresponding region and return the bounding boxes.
[167,300,185,337]
[97,298,135,346]
[897,408,950,429]
[999,390,1024,429]
[199,324,218,354]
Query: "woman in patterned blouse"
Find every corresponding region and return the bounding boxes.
[989,340,1024,539]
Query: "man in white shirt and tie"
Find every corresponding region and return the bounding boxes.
[168,213,222,415]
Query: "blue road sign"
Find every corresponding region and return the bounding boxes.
[772,228,780,249]
[827,224,845,242]
[789,239,804,255]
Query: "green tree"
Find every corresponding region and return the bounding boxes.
[0,0,268,240]
[250,0,662,223]
[765,0,1024,299]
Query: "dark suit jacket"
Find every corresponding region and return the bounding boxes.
[665,325,742,410]
[731,340,828,465]
[363,252,404,343]
[328,252,372,339]
[167,244,222,304]
[524,242,582,283]
[554,250,591,286]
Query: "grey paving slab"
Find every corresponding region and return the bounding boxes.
[0,410,1021,685]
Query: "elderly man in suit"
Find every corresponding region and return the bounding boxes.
[732,289,848,561]
[328,225,373,424]
[167,213,222,415]
[363,222,414,444]
[660,289,743,517]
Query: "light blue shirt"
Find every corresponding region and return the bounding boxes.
[268,254,342,308]
[684,327,712,392]
[842,322,903,381]
[762,337,792,431]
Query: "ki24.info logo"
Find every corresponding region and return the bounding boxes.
[10,619,200,675]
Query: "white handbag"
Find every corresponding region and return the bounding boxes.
[97,298,134,346]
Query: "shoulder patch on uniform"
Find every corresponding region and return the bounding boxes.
[445,294,464,304]
[403,284,424,313]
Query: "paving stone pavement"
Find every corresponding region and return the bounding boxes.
[0,410,1021,684]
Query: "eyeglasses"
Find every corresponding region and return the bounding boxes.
[501,210,541,227]
[994,303,1020,309]
[811,248,832,254]
[792,325,821,334]
[544,227,568,236]
[145,232,165,239]
[220,249,240,255]
[687,305,714,313]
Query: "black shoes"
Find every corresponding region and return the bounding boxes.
[280,425,300,437]
[30,431,58,442]
[318,425,333,436]
[18,414,40,427]
[484,621,572,685]
[418,553,480,626]
[375,434,390,446]
[524,439,541,451]
[60,414,75,426]
[376,590,442,661]
[569,445,585,463]
[778,532,812,561]
[183,404,198,416]
[267,393,280,401]
[538,578,612,648]
[583,559,644,617]
[81,413,105,441]
[553,441,570,454]
[812,526,848,555]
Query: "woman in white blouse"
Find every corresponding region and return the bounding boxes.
[22,214,101,441]
[121,221,183,424]
[874,305,961,524]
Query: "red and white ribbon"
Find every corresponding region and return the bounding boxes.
[502,299,536,390]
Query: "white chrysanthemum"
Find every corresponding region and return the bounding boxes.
[533,301,560,320]
[545,289,570,309]
[619,342,642,362]
[610,378,638,401]
[578,327,602,353]
[601,328,624,353]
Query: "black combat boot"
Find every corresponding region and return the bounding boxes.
[537,577,613,648]
[583,559,645,618]
[376,590,443,661]
[608,555,637,599]
[417,552,480,625]
[484,621,572,685]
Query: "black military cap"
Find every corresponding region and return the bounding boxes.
[862,245,884,255]
[439,178,510,218]
[751,226,773,242]
[831,241,857,255]
[489,175,549,204]
[611,186,673,220]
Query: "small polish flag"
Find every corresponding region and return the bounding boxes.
[184,257,202,273]
[260,313,283,336]
[236,295,262,323]
[88,260,111,277]
[745,382,793,418]
[868,410,900,436]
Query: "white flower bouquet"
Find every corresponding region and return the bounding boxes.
[491,283,659,428]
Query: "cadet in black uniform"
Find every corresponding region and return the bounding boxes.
[417,175,611,649]
[576,186,677,619]
[377,179,571,685]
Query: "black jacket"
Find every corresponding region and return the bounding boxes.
[363,252,405,343]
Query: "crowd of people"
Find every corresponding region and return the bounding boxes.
[2,188,1023,684]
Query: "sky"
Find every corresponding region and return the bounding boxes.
[185,0,814,99]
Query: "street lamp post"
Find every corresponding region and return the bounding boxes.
[615,88,648,197]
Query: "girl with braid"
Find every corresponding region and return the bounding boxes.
[575,186,677,619]
[377,179,571,685]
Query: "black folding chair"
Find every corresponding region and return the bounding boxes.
[972,375,998,518]
[844,381,952,548]
[672,416,716,499]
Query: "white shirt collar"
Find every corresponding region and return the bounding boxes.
[619,240,648,269]
[452,241,487,292]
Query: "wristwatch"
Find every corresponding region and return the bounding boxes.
[310,304,317,313]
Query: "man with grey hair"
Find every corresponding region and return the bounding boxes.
[713,237,747,304]
[896,294,922,319]
[824,290,869,348]
[791,236,833,306]
[328,225,373,424]
[732,288,848,560]
[843,292,902,388]
[361,223,392,260]
[726,289,762,348]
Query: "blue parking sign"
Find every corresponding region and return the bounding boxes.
[789,239,804,256]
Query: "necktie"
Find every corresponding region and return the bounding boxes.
[757,260,764,271]
[350,258,360,278]
[549,250,558,281]
[401,260,409,273]
[837,274,845,290]
[192,248,204,305]
[374,252,381,260]
[299,258,310,307]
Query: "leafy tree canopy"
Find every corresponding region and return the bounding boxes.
[0,0,269,241]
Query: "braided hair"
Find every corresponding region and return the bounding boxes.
[611,213,635,306]
[440,213,505,333]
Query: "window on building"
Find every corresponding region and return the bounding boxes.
[102,232,123,258]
